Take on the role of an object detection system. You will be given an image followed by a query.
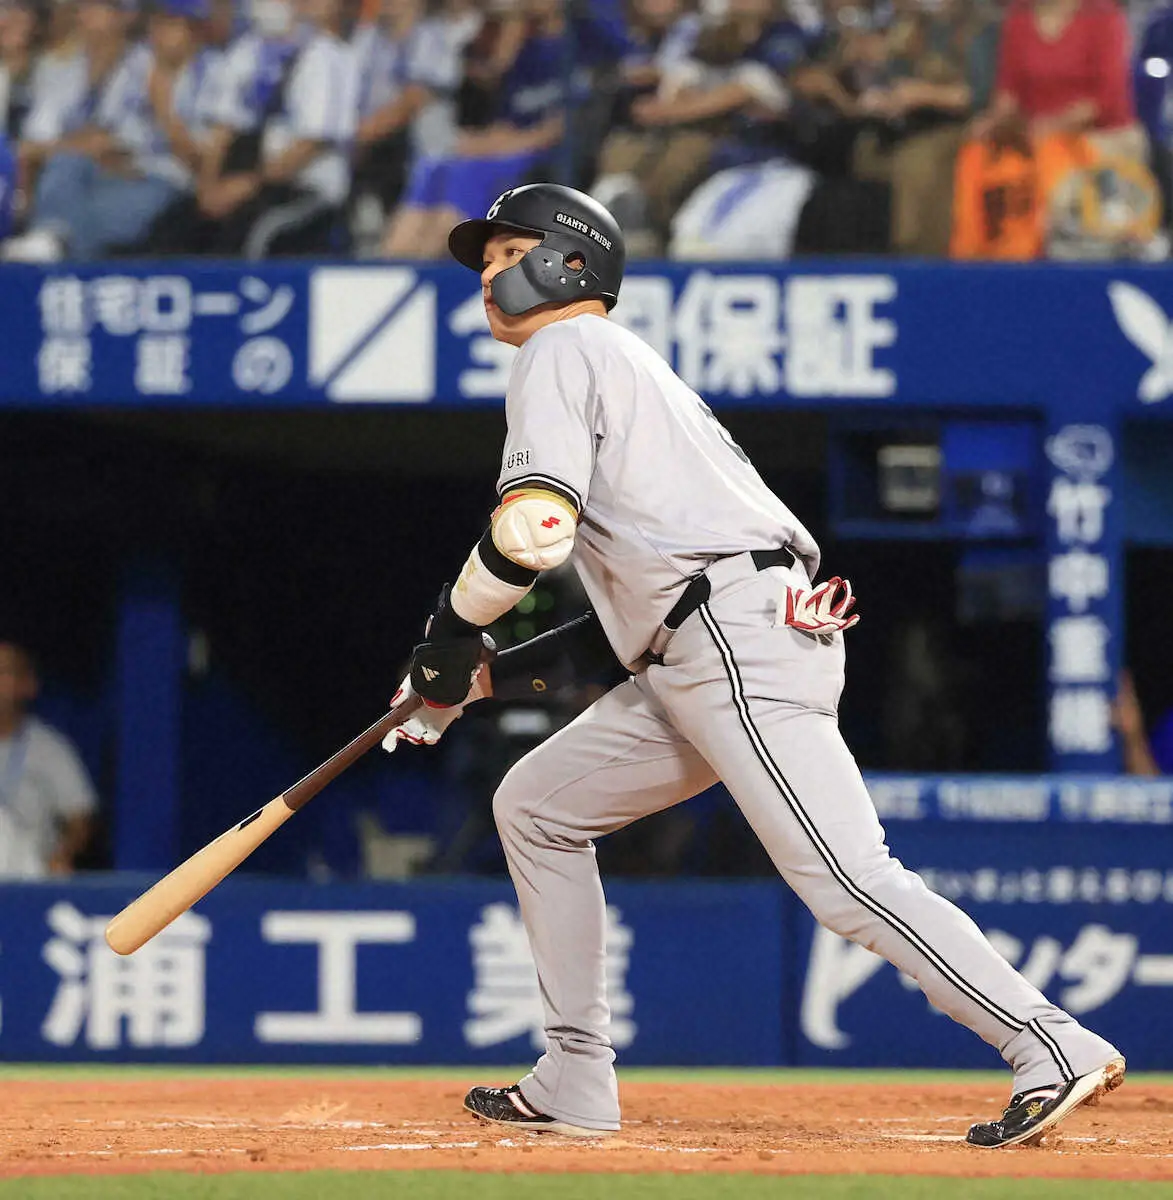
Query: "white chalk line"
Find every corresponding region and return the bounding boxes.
[859,1116,974,1124]
[342,1138,720,1155]
[345,1143,481,1152]
[51,1147,250,1159]
[74,1118,391,1131]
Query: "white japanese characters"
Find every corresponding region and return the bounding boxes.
[615,273,897,400]
[41,268,900,403]
[1044,425,1116,760]
[254,911,420,1045]
[801,913,1173,1051]
[40,901,209,1049]
[450,273,899,402]
[36,273,296,398]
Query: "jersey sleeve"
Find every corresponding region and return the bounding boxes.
[497,325,597,513]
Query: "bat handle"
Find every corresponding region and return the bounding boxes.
[282,642,494,812]
[281,693,422,812]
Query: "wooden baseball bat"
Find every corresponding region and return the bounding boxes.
[104,692,424,956]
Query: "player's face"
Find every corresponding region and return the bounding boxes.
[480,233,545,346]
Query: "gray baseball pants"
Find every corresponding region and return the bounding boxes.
[493,554,1120,1131]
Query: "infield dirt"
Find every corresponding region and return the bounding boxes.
[3,1078,1171,1182]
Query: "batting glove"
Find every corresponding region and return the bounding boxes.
[781,576,861,636]
[381,666,490,754]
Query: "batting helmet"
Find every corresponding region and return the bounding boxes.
[448,183,626,317]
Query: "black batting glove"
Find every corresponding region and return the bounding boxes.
[409,585,492,707]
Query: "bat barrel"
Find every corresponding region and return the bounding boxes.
[102,694,425,955]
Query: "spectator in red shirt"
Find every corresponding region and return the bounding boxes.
[975,0,1144,157]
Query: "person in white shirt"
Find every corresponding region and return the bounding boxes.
[196,0,357,257]
[0,640,96,880]
[2,0,189,261]
[348,0,462,252]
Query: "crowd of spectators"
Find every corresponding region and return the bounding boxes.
[0,0,1170,263]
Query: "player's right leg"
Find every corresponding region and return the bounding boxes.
[648,564,1123,1145]
[478,674,716,1134]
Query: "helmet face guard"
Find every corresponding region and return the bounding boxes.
[491,232,611,316]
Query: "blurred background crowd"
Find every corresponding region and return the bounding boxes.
[2,0,1173,263]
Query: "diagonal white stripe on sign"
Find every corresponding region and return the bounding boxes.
[328,285,436,403]
[310,268,418,387]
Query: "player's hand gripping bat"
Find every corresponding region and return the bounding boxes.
[103,691,427,956]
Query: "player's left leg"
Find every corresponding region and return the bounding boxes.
[488,674,717,1132]
[649,567,1122,1106]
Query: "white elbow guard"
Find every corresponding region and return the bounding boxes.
[492,488,578,570]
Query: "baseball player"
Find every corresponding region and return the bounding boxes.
[384,182,1125,1148]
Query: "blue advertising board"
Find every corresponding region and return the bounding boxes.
[795,819,1173,1070]
[2,831,1171,1068]
[866,774,1173,824]
[0,878,785,1065]
[2,261,1173,414]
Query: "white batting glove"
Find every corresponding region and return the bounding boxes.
[781,576,861,636]
[381,666,489,753]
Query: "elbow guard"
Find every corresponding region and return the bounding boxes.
[492,488,578,571]
[448,489,578,628]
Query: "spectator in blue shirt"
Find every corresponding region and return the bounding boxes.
[381,0,576,259]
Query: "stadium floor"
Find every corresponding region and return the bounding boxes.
[1,1067,1171,1197]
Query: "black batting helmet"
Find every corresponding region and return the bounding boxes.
[448,183,626,317]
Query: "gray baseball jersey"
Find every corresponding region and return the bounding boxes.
[497,314,820,665]
[485,311,1120,1133]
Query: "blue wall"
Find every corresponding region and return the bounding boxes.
[2,782,1171,1069]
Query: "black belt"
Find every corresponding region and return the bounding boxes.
[663,547,796,633]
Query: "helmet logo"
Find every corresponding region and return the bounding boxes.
[554,210,612,251]
[486,191,512,221]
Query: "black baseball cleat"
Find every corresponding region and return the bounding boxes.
[463,1084,613,1138]
[967,1057,1126,1148]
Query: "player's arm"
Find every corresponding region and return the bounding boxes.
[382,610,624,754]
[407,485,579,707]
[489,610,623,700]
[407,327,596,708]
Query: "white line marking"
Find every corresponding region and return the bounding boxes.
[72,1118,391,1131]
[882,1133,968,1142]
[51,1148,249,1158]
[344,1142,481,1152]
[644,1145,719,1154]
[858,1116,974,1125]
